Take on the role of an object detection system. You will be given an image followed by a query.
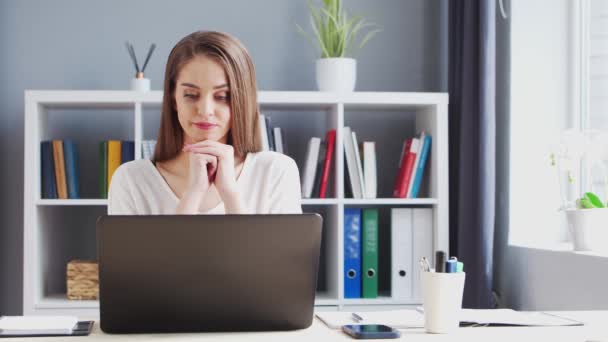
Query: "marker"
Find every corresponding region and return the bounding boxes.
[435,251,446,272]
[446,258,457,273]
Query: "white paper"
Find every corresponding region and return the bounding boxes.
[459,309,583,326]
[0,315,77,335]
[316,310,424,329]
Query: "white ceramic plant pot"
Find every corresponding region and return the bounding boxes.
[565,209,608,251]
[316,58,356,93]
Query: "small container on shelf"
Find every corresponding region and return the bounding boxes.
[66,259,99,300]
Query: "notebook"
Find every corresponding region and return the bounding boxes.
[315,310,424,329]
[0,316,77,335]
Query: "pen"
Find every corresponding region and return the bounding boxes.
[435,251,446,273]
[352,312,364,323]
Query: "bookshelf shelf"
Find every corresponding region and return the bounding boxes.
[24,90,449,317]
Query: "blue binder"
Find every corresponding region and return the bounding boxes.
[344,208,362,298]
[121,141,135,164]
[41,141,57,199]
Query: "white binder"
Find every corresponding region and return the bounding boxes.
[391,208,413,300]
[412,208,433,301]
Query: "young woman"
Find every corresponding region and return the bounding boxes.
[108,31,302,215]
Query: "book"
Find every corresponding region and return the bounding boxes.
[265,116,275,151]
[273,127,284,154]
[344,208,362,298]
[393,138,419,198]
[301,137,321,198]
[40,141,57,199]
[121,141,135,164]
[351,131,366,198]
[0,315,78,335]
[343,127,363,198]
[99,141,108,198]
[52,140,68,199]
[410,134,432,198]
[363,141,377,198]
[107,140,121,193]
[406,132,425,198]
[362,208,379,298]
[312,139,327,198]
[319,129,336,198]
[63,140,80,199]
[258,114,269,151]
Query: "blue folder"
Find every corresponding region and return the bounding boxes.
[344,208,362,298]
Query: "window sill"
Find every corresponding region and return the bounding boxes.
[509,242,608,259]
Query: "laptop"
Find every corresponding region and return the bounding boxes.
[96,214,323,334]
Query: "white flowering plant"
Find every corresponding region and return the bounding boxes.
[551,130,608,210]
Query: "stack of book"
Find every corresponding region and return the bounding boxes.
[99,140,134,198]
[393,132,432,198]
[41,140,80,199]
[301,130,336,198]
[259,114,287,154]
[344,127,377,199]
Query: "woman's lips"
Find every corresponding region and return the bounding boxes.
[194,122,217,130]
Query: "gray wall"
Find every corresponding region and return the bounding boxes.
[0,0,447,314]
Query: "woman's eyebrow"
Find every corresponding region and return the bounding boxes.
[180,82,228,90]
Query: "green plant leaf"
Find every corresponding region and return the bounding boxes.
[584,192,605,208]
[579,198,595,209]
[358,27,382,49]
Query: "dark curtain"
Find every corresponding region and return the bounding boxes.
[448,0,497,309]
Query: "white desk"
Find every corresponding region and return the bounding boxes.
[6,311,608,341]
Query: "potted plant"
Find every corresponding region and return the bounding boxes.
[296,0,381,93]
[552,130,608,251]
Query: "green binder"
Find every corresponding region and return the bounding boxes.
[362,208,378,298]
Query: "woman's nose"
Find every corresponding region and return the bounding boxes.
[197,96,214,116]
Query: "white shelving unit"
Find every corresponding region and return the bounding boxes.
[24,90,449,317]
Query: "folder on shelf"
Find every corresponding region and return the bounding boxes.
[406,132,425,198]
[351,131,366,198]
[344,208,362,298]
[391,208,413,300]
[410,134,432,198]
[273,127,284,154]
[394,138,420,198]
[63,140,80,199]
[52,140,68,199]
[41,141,57,199]
[412,208,433,301]
[258,114,269,151]
[362,208,378,298]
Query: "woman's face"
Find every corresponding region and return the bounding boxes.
[174,55,231,145]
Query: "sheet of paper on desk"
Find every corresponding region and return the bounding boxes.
[0,316,77,335]
[460,309,584,326]
[315,310,424,329]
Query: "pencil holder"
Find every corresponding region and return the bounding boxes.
[421,271,465,334]
[131,72,150,92]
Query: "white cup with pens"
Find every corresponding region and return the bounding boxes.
[420,251,465,334]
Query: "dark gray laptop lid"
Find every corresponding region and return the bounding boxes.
[97,214,322,333]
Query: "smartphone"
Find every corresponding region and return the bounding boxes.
[341,324,401,339]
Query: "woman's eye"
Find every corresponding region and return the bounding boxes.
[216,94,230,101]
[184,93,198,99]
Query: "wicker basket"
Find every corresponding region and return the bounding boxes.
[66,260,99,300]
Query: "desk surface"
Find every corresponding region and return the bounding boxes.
[5,311,608,341]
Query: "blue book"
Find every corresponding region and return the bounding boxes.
[41,141,57,199]
[344,208,362,298]
[63,140,80,199]
[411,135,432,198]
[121,141,135,164]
